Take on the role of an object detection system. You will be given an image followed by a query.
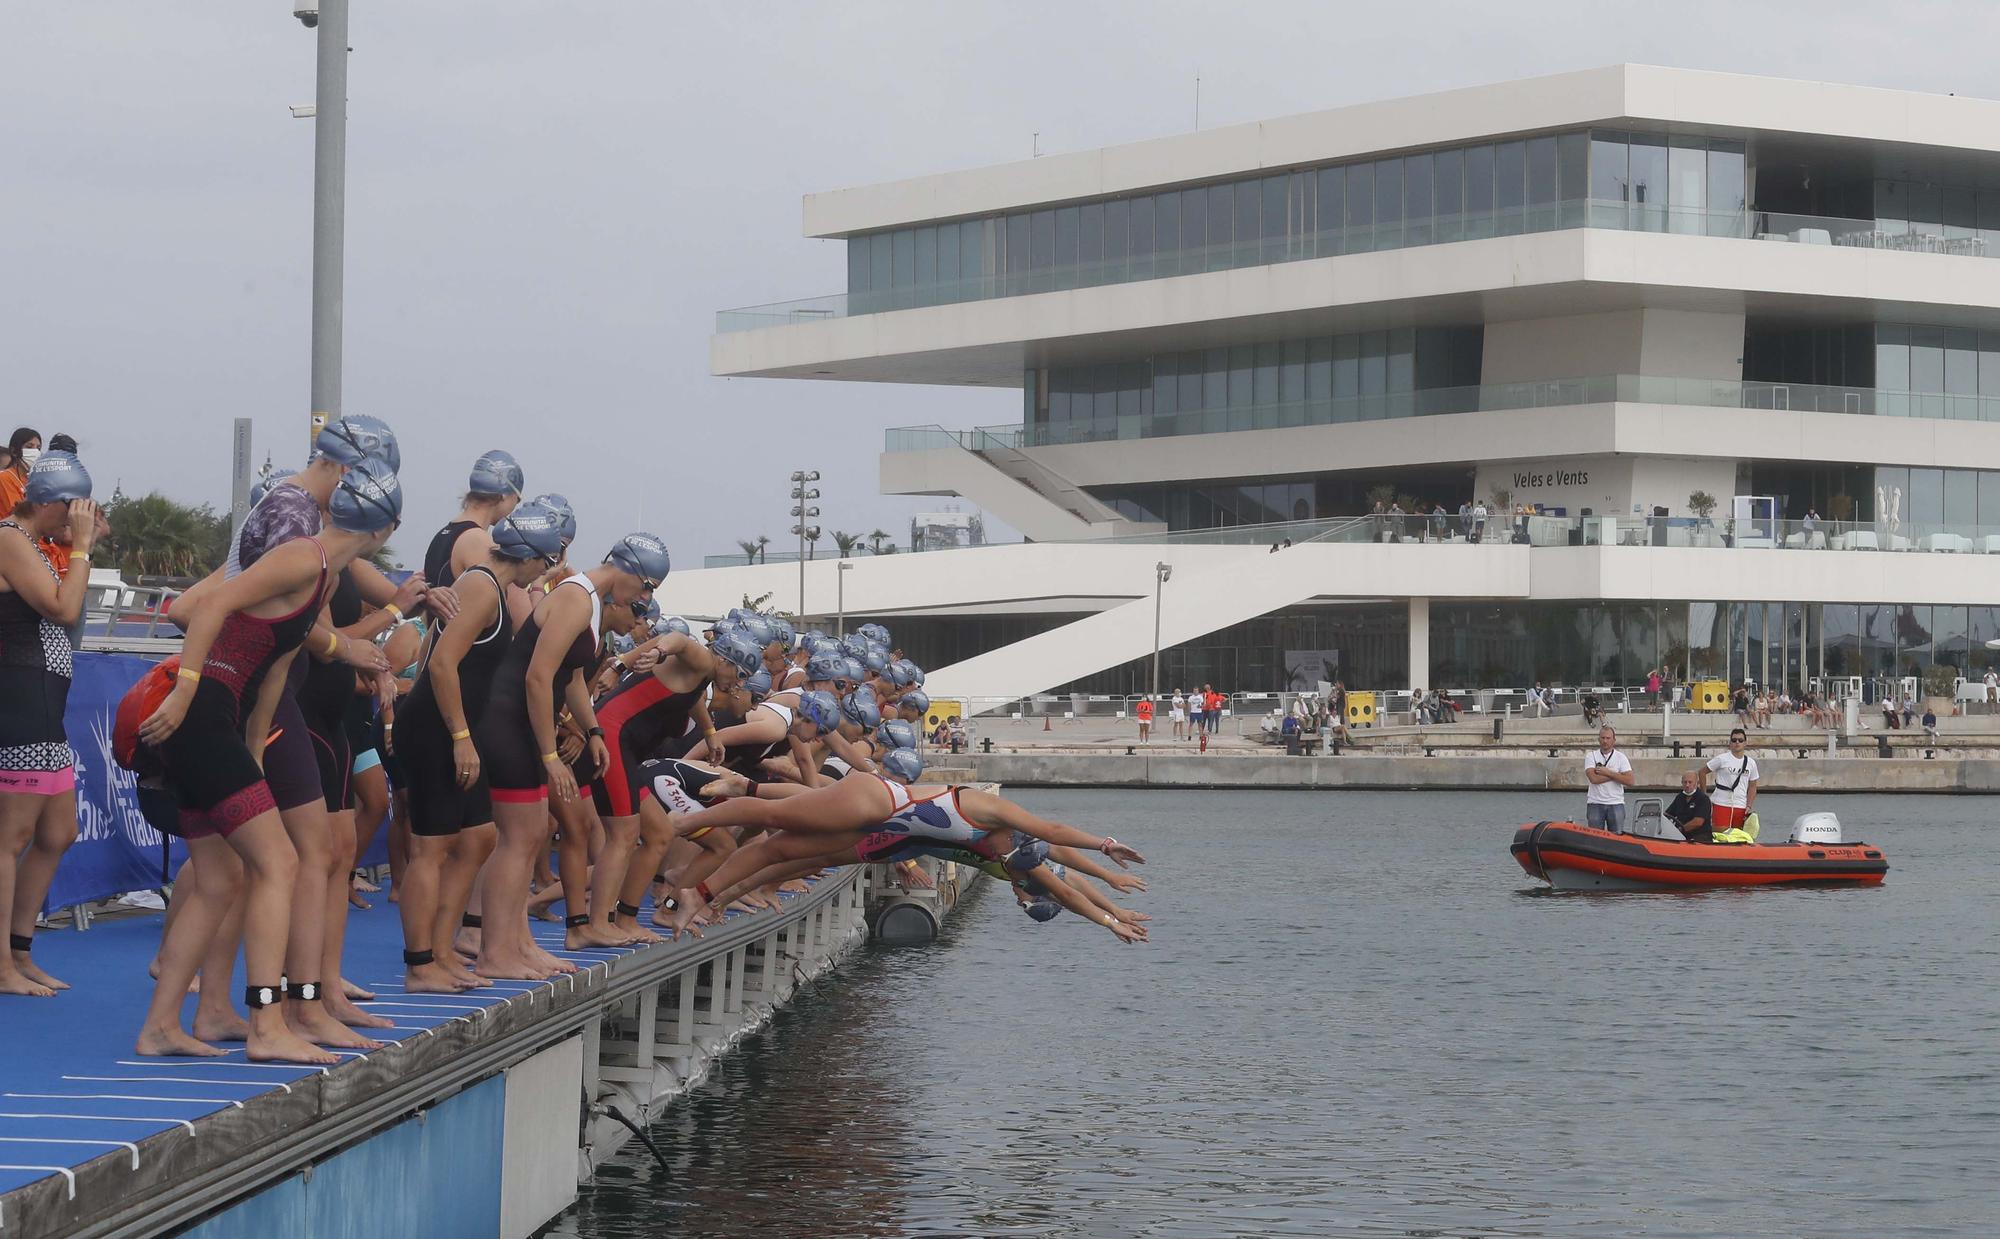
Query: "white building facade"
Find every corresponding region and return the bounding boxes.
[697,65,2000,705]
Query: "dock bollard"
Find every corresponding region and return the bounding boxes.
[1492,717,1503,740]
[1876,734,1892,758]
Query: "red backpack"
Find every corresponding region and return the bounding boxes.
[113,656,181,771]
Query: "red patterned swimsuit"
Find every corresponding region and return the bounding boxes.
[152,540,330,837]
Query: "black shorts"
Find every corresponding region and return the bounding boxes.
[398,720,494,838]
[307,717,353,813]
[264,690,323,812]
[474,696,549,804]
[154,681,278,839]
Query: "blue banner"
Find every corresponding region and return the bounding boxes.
[51,652,186,913]
[49,651,392,914]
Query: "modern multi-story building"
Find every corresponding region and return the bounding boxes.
[681,65,2000,707]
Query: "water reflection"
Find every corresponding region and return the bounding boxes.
[555,791,1997,1238]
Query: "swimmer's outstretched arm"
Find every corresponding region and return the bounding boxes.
[1020,861,1143,943]
[957,790,1146,867]
[1047,845,1148,894]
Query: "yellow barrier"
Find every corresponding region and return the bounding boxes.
[1692,679,1730,712]
[1345,691,1377,727]
[924,700,963,733]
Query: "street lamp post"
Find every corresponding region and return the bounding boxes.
[836,560,854,637]
[789,470,820,623]
[299,0,349,452]
[1151,562,1172,699]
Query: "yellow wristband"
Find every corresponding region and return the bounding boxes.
[451,729,471,741]
[177,667,201,684]
[384,603,403,621]
[323,630,340,656]
[541,752,560,764]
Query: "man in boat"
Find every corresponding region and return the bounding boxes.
[1703,728,1760,842]
[1582,725,1634,831]
[1665,770,1713,843]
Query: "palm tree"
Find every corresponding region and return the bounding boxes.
[866,528,892,555]
[755,535,770,564]
[736,539,761,564]
[103,492,221,579]
[831,530,862,556]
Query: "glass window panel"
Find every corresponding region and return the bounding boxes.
[1154,354,1177,416]
[1878,324,1910,415]
[1178,189,1205,274]
[1934,605,1968,673]
[1909,468,1944,527]
[1254,341,1281,407]
[1332,334,1361,413]
[1280,339,1308,405]
[936,221,959,290]
[1592,130,1624,229]
[1155,192,1180,277]
[1494,141,1525,236]
[1875,181,1907,236]
[1404,152,1434,245]
[1005,214,1029,288]
[1077,203,1101,285]
[1118,361,1146,418]
[1127,195,1152,280]
[1947,327,1979,418]
[1388,326,1415,394]
[1463,144,1494,239]
[1206,184,1234,269]
[1175,349,1202,418]
[891,228,915,287]
[1234,179,1262,267]
[869,232,892,297]
[913,226,937,299]
[1372,158,1403,251]
[1908,183,1942,237]
[1982,471,2000,524]
[1228,345,1254,409]
[1981,190,2000,249]
[1345,161,1375,249]
[960,221,982,284]
[1706,140,1745,236]
[1911,327,1945,421]
[1288,171,1313,259]
[1102,199,1127,281]
[1202,347,1228,412]
[1030,210,1056,292]
[1433,148,1463,242]
[1263,174,1287,262]
[1525,135,1558,232]
[1316,166,1344,250]
[1982,331,2000,416]
[1629,134,1667,232]
[1668,137,1705,235]
[1047,382,1068,424]
[1557,131,1588,227]
[1307,337,1333,406]
[1945,469,1977,527]
[848,239,869,293]
[1359,330,1388,418]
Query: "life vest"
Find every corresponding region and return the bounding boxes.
[112,656,181,771]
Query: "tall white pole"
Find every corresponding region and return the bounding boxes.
[308,0,348,452]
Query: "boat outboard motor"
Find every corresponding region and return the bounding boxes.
[1789,812,1842,844]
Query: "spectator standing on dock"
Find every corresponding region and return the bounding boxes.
[1471,500,1488,543]
[1135,695,1153,744]
[1582,726,1634,831]
[1984,668,1997,704]
[1170,689,1186,740]
[1186,686,1204,737]
[1204,684,1223,734]
[1703,729,1760,834]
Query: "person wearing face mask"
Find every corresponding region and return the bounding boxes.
[0,428,43,521]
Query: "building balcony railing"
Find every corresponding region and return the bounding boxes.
[883,375,2000,454]
[718,202,1998,333]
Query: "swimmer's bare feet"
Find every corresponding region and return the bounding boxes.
[474,952,550,981]
[193,1009,252,1042]
[246,1024,339,1065]
[566,922,632,951]
[13,954,69,991]
[0,965,57,998]
[611,914,662,946]
[136,1023,227,1057]
[147,957,200,995]
[405,960,474,994]
[289,1002,383,1050]
[529,944,578,975]
[437,953,490,989]
[663,894,708,940]
[324,992,394,1031]
[341,978,377,1002]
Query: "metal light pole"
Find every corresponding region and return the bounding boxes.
[789,470,820,622]
[1151,562,1172,698]
[836,560,853,637]
[297,0,348,451]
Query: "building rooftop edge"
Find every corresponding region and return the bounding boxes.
[800,64,2000,238]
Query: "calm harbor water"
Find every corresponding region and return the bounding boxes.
[549,790,1997,1238]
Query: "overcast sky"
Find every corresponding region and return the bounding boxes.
[5,2,1994,568]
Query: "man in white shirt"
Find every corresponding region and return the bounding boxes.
[1170,690,1187,740]
[1471,501,1489,543]
[1984,669,1997,704]
[1703,728,1760,833]
[1583,726,1634,831]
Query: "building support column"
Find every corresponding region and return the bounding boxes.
[1407,597,1430,691]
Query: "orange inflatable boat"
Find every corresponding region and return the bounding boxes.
[1510,809,1887,891]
